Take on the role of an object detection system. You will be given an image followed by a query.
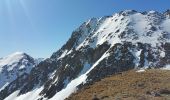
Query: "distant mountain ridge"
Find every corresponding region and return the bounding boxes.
[1,10,170,100]
[0,52,43,92]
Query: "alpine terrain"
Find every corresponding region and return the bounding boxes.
[0,10,170,100]
[0,52,43,94]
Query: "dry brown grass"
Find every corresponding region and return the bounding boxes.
[66,69,170,100]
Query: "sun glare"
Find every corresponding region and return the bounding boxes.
[18,0,38,33]
[3,0,36,32]
[4,0,14,26]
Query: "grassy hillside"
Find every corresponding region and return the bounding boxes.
[67,70,170,100]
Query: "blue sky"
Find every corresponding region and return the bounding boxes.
[0,0,169,58]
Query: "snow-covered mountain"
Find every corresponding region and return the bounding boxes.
[1,10,170,100]
[0,52,43,92]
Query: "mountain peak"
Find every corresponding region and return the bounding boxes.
[0,52,29,67]
[164,9,170,17]
[9,52,25,56]
[0,52,43,92]
[119,10,138,15]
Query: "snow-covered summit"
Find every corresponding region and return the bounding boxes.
[51,10,170,60]
[0,52,43,92]
[0,52,28,68]
[74,10,169,49]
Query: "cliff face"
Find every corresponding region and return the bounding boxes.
[1,10,170,100]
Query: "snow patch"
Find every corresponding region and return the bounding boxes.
[0,82,9,91]
[58,50,73,60]
[4,90,20,100]
[5,87,44,100]
[162,19,170,32]
[160,50,165,58]
[58,50,68,59]
[133,49,142,67]
[162,65,170,70]
[136,69,146,72]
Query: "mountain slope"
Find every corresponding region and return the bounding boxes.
[1,10,170,100]
[0,52,43,92]
[67,69,170,100]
